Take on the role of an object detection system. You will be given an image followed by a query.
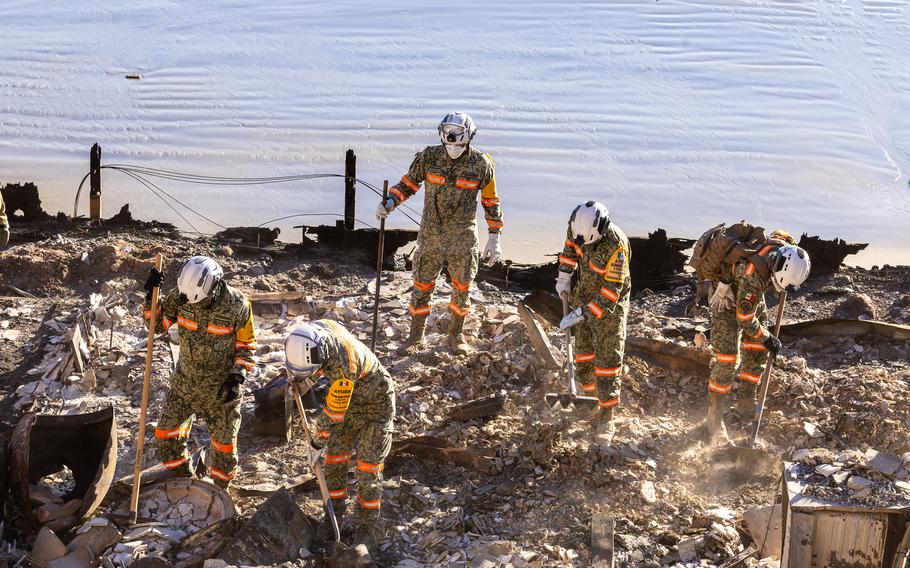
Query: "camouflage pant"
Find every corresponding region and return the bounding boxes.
[324,372,395,522]
[709,294,769,397]
[409,230,478,318]
[573,303,628,408]
[155,371,241,484]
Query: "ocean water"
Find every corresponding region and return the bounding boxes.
[0,0,907,266]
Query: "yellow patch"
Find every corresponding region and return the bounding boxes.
[326,378,354,413]
[604,248,627,283]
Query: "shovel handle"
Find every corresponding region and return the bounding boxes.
[750,290,787,449]
[371,181,389,352]
[560,293,577,396]
[130,253,163,524]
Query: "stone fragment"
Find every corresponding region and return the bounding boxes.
[834,293,877,320]
[328,544,374,567]
[217,488,315,564]
[66,519,122,555]
[866,449,903,477]
[35,498,82,523]
[640,481,657,503]
[677,535,702,562]
[847,476,874,492]
[32,526,68,563]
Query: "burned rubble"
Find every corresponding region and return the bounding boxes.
[0,226,907,567]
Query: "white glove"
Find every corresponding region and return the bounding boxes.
[559,307,586,330]
[709,281,735,311]
[482,233,502,266]
[375,198,396,221]
[555,271,572,299]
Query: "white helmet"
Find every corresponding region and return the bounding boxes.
[771,245,811,292]
[285,324,327,378]
[438,112,476,146]
[569,201,610,245]
[177,256,223,304]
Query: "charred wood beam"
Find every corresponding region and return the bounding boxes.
[450,393,508,422]
[1,182,52,222]
[298,224,418,267]
[798,234,868,276]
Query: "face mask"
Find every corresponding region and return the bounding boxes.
[445,144,466,159]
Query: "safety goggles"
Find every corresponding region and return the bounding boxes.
[440,123,468,145]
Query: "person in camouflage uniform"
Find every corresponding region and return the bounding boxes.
[705,230,810,444]
[377,112,504,356]
[557,202,631,446]
[284,320,395,551]
[143,256,256,488]
[0,190,9,248]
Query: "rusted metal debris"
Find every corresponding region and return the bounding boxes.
[8,406,117,536]
[797,234,868,276]
[780,318,910,341]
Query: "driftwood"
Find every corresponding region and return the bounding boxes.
[450,393,508,422]
[798,234,868,276]
[780,318,910,341]
[389,436,494,472]
[517,303,560,368]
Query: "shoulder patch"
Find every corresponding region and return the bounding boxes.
[604,248,628,283]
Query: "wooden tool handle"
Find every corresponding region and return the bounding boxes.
[371,180,389,352]
[130,253,163,524]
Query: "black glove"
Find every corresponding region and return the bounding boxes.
[763,335,782,357]
[144,268,164,299]
[218,373,245,403]
[311,437,325,451]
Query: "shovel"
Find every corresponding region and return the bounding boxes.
[545,294,598,410]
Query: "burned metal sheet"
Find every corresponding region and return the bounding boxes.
[9,405,117,534]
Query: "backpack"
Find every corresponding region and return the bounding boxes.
[689,222,769,282]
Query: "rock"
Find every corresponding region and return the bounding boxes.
[66,521,122,555]
[47,546,95,568]
[866,449,903,478]
[217,488,315,564]
[33,526,68,562]
[847,476,874,492]
[677,535,702,562]
[833,293,877,320]
[203,561,230,568]
[216,246,234,257]
[131,558,171,568]
[743,505,782,559]
[35,498,82,523]
[328,544,374,567]
[640,480,657,503]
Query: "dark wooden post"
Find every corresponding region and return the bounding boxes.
[344,149,356,231]
[90,143,102,219]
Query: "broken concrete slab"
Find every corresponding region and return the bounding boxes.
[66,519,122,556]
[216,487,315,564]
[47,546,96,568]
[32,526,68,563]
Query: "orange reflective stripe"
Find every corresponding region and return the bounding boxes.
[455,178,479,190]
[317,430,330,439]
[390,187,407,203]
[155,427,190,439]
[588,261,606,276]
[739,371,761,384]
[162,317,174,330]
[163,456,189,470]
[587,302,604,319]
[324,407,346,422]
[207,323,234,335]
[448,302,469,317]
[481,197,500,207]
[234,357,254,370]
[450,276,469,293]
[745,262,755,276]
[595,366,622,377]
[235,340,256,349]
[329,489,348,499]
[758,245,773,256]
[358,496,381,509]
[565,240,584,257]
[211,439,234,453]
[559,255,577,267]
[409,305,431,316]
[177,316,198,331]
[413,280,435,292]
[486,219,504,229]
[575,353,595,363]
[708,381,732,394]
[144,307,162,319]
[356,459,384,475]
[736,310,755,322]
[600,287,619,303]
[326,453,351,465]
[579,381,596,393]
[400,176,420,191]
[210,467,234,481]
[598,398,619,409]
[426,173,445,185]
[715,352,738,363]
[741,341,767,351]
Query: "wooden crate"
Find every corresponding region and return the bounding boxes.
[781,462,910,567]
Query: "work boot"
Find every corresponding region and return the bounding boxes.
[590,407,616,448]
[734,384,757,423]
[396,315,427,356]
[705,391,732,446]
[212,477,230,491]
[353,512,380,553]
[446,314,473,355]
[315,500,346,545]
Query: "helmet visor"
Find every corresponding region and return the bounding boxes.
[440,124,468,145]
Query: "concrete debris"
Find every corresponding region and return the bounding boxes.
[217,488,314,564]
[792,448,910,507]
[834,292,878,320]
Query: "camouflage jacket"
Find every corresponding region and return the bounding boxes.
[729,243,782,342]
[559,223,632,319]
[309,320,394,441]
[144,281,256,385]
[390,145,503,235]
[0,191,7,228]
